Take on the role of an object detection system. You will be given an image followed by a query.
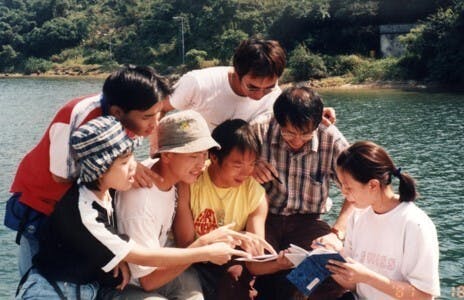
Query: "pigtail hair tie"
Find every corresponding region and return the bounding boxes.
[392,167,402,178]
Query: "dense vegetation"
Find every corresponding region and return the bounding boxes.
[0,0,462,85]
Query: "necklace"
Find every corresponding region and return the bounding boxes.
[208,172,234,227]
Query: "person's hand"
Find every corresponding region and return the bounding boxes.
[133,162,163,188]
[326,257,372,286]
[322,107,336,126]
[239,231,277,256]
[311,232,343,251]
[113,261,131,291]
[196,223,246,248]
[253,160,280,185]
[276,250,294,270]
[205,242,251,265]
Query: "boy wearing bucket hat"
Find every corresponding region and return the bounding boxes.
[16,116,251,300]
[6,65,171,277]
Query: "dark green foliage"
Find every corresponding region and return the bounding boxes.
[185,49,208,69]
[400,1,464,84]
[288,44,327,81]
[0,0,459,85]
[324,54,365,76]
[0,44,18,72]
[22,57,53,74]
[26,17,85,57]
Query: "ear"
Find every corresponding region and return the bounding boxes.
[368,179,380,191]
[209,153,218,165]
[161,152,173,162]
[109,105,124,120]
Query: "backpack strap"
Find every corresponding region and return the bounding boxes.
[15,206,32,245]
[15,267,32,297]
[44,277,67,300]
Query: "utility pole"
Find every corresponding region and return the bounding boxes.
[173,16,185,65]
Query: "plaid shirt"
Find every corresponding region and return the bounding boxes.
[253,115,349,215]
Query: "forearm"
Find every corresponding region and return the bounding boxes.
[332,199,354,231]
[363,270,433,300]
[246,260,289,276]
[125,244,212,267]
[139,264,189,292]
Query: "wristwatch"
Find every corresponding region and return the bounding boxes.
[330,227,345,241]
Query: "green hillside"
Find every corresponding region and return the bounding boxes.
[1,0,462,85]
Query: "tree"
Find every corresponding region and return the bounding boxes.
[25,17,85,57]
[0,44,18,72]
[400,1,464,84]
[288,44,327,81]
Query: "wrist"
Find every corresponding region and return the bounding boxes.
[330,227,345,241]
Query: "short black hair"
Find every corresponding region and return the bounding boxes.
[103,65,172,112]
[273,85,323,132]
[233,38,286,79]
[210,119,261,165]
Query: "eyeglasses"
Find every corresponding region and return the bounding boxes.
[244,84,276,93]
[240,77,276,94]
[280,128,314,141]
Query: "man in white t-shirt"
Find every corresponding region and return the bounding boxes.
[115,110,221,299]
[159,38,285,132]
[153,38,336,156]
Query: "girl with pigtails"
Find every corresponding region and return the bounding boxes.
[327,141,440,300]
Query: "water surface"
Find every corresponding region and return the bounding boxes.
[0,79,462,298]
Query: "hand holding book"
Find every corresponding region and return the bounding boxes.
[286,246,346,296]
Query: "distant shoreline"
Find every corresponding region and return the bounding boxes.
[2,73,462,92]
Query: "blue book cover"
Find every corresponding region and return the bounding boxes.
[286,250,345,296]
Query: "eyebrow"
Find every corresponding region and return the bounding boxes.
[247,83,276,89]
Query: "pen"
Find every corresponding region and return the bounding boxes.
[271,172,283,184]
[315,241,326,248]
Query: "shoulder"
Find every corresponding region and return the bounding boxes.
[317,124,349,149]
[318,124,346,140]
[244,177,265,196]
[401,202,437,232]
[178,67,228,86]
[51,94,100,124]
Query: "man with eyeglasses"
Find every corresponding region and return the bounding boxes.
[153,38,335,155]
[250,85,353,300]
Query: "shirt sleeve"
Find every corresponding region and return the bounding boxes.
[249,113,272,146]
[169,73,202,110]
[400,214,441,296]
[248,179,266,214]
[78,200,134,273]
[49,122,75,179]
[329,125,350,185]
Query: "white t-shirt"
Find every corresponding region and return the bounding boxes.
[169,66,282,130]
[344,202,440,299]
[115,158,177,281]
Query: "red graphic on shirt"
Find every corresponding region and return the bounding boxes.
[194,208,218,236]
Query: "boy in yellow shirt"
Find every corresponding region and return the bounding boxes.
[174,119,274,300]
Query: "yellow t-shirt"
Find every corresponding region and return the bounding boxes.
[190,167,265,236]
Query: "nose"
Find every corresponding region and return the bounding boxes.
[129,156,137,173]
[240,164,254,178]
[250,90,266,100]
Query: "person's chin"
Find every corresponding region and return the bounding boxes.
[354,202,367,209]
[289,144,304,151]
[233,178,246,186]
